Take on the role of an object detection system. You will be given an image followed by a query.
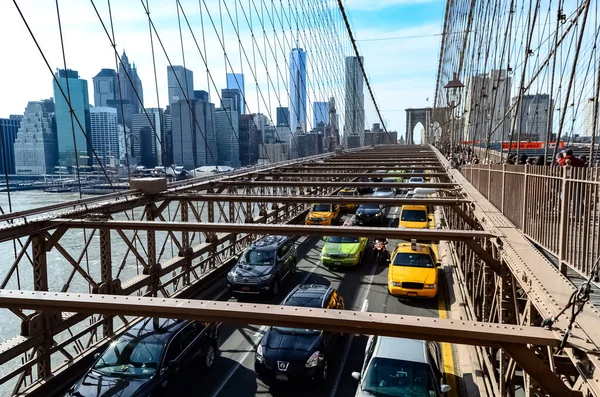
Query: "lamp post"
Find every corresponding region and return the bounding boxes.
[444,73,464,166]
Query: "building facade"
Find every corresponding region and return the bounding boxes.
[344,56,365,144]
[221,89,242,113]
[171,98,217,169]
[511,94,552,141]
[583,98,598,138]
[14,101,57,174]
[53,69,91,168]
[130,108,166,167]
[0,116,22,174]
[215,106,240,167]
[226,73,245,114]
[168,66,193,110]
[92,69,118,108]
[89,107,120,166]
[117,52,143,129]
[289,48,307,135]
[239,114,261,166]
[276,107,289,126]
[313,102,329,130]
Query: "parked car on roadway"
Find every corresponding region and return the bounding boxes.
[227,235,297,297]
[305,203,340,225]
[255,284,345,383]
[65,318,220,397]
[388,242,440,298]
[355,204,385,226]
[321,236,368,268]
[351,335,451,396]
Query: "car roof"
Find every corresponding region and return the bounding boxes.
[402,204,427,211]
[373,336,428,363]
[396,242,432,254]
[252,235,287,249]
[284,284,331,308]
[409,177,424,180]
[125,317,188,343]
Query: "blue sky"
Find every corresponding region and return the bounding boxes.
[0,0,445,143]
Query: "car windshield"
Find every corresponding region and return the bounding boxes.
[409,178,424,183]
[93,337,165,378]
[383,178,396,183]
[376,188,394,193]
[327,236,360,243]
[393,253,434,268]
[338,191,355,196]
[360,204,380,210]
[240,249,275,265]
[312,204,332,212]
[401,210,427,222]
[362,357,436,397]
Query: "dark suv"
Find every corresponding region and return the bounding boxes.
[255,284,345,383]
[227,235,297,297]
[66,318,220,397]
[355,204,386,226]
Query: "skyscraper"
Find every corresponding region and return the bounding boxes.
[289,48,307,134]
[511,94,552,141]
[90,107,119,166]
[168,66,194,110]
[92,69,118,108]
[215,105,240,167]
[226,73,245,114]
[221,89,242,113]
[313,102,329,130]
[14,101,57,174]
[0,116,23,174]
[131,109,167,168]
[117,52,143,128]
[53,69,91,168]
[344,56,365,144]
[239,114,261,166]
[276,107,289,126]
[172,98,217,169]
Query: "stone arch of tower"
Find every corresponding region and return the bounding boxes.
[405,107,451,145]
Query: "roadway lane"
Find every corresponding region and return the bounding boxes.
[170,205,440,397]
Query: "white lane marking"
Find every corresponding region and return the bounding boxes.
[208,243,321,397]
[329,259,377,397]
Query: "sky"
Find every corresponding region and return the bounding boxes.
[0,0,445,144]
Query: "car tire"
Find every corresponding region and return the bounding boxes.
[271,278,280,298]
[316,357,328,383]
[201,342,218,371]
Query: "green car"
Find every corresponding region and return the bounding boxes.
[388,169,405,182]
[321,236,368,267]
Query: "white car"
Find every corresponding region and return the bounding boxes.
[352,336,451,397]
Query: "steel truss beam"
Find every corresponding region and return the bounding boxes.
[282,165,446,171]
[48,220,496,240]
[254,172,448,178]
[0,290,559,348]
[164,195,471,206]
[212,181,458,188]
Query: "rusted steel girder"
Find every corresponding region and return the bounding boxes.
[48,220,495,240]
[254,172,447,178]
[281,165,446,171]
[164,195,470,205]
[0,290,559,348]
[213,181,458,188]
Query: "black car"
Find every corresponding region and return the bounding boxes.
[227,235,297,297]
[255,284,345,383]
[357,177,374,194]
[372,170,389,182]
[355,204,385,226]
[66,318,220,397]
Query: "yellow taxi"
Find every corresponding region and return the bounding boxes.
[337,188,359,211]
[305,203,340,225]
[388,242,439,298]
[398,205,429,229]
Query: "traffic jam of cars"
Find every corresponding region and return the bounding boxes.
[65,167,452,396]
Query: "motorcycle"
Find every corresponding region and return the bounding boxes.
[373,239,389,266]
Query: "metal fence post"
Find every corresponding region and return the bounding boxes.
[522,164,529,231]
[487,163,492,199]
[558,166,570,275]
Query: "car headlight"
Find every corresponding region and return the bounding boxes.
[258,274,272,281]
[351,253,360,258]
[227,272,236,282]
[374,212,382,217]
[424,284,437,289]
[390,281,402,287]
[306,350,323,368]
[256,344,264,363]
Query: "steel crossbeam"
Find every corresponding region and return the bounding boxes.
[48,220,495,240]
[0,290,559,348]
[164,195,470,205]
[212,181,458,188]
[253,172,448,178]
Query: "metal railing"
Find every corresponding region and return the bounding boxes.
[462,163,600,278]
